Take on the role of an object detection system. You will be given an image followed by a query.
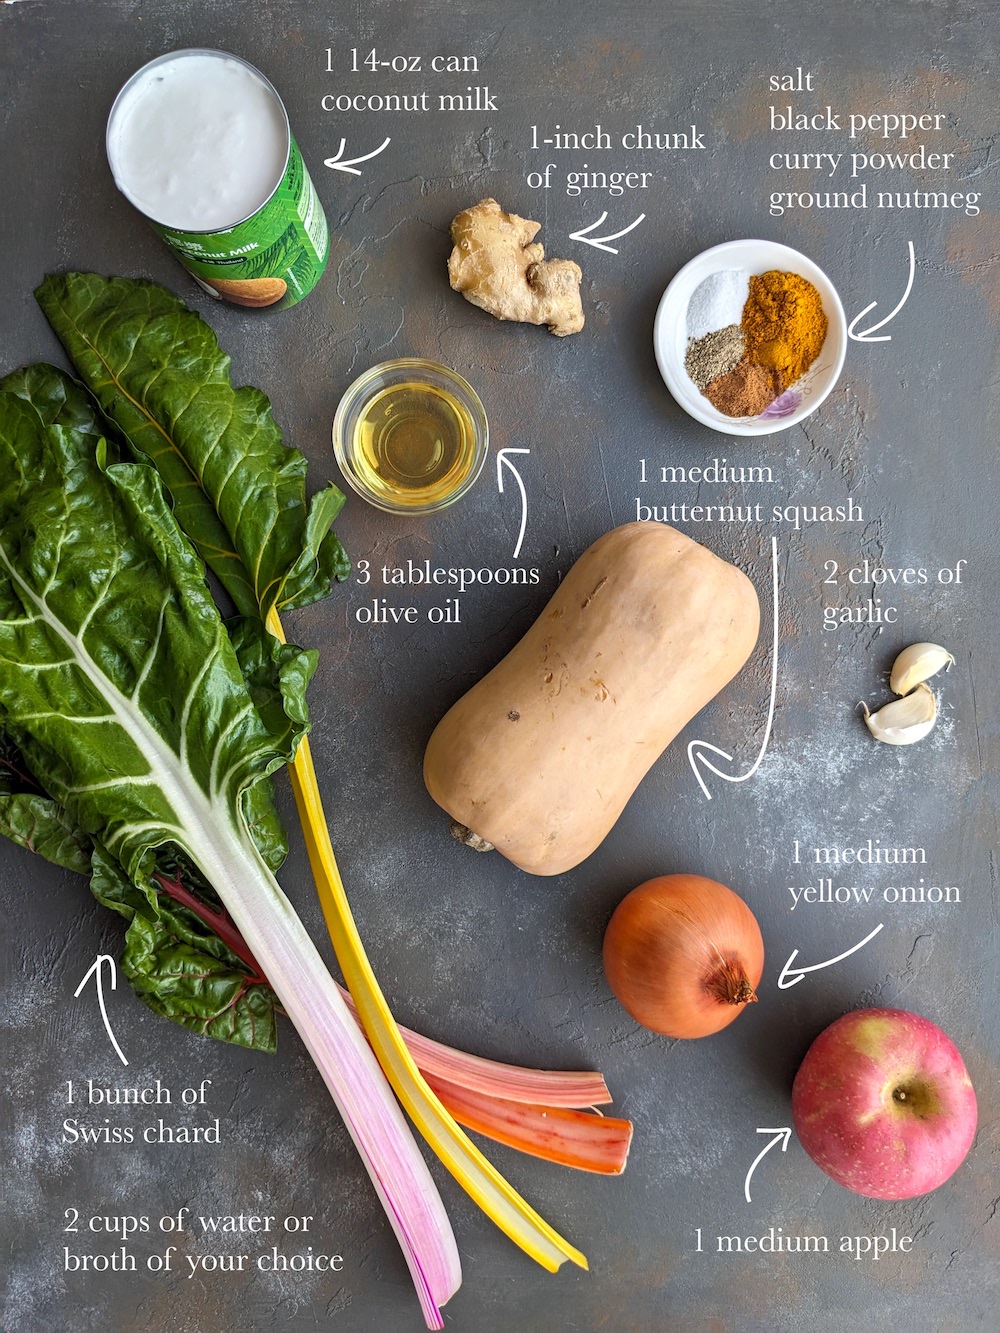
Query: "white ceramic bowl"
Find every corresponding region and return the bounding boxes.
[653,239,847,436]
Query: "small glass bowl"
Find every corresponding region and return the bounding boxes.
[333,358,489,514]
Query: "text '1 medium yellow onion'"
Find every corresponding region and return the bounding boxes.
[602,874,764,1038]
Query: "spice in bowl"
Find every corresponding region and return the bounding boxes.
[684,268,828,419]
[704,358,778,416]
[684,324,744,390]
[742,271,828,387]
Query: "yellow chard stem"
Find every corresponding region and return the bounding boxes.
[268,608,588,1274]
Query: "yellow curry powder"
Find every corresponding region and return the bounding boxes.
[742,270,828,390]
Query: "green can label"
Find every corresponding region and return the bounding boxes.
[153,135,329,310]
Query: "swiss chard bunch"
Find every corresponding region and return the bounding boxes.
[0,360,307,1050]
[0,345,463,1324]
[1,275,626,1325]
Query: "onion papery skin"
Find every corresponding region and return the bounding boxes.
[602,874,765,1038]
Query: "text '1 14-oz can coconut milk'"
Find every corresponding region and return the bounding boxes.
[107,49,329,310]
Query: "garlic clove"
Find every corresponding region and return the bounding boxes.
[862,682,937,745]
[889,642,955,696]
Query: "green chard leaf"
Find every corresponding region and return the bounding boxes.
[0,386,458,1298]
[0,732,92,873]
[35,272,349,619]
[1,361,119,448]
[91,845,278,1052]
[0,730,280,1048]
[125,914,278,1050]
[0,370,326,1050]
[0,385,302,1050]
[228,615,318,766]
[0,389,286,884]
[0,724,282,1051]
[0,388,300,1030]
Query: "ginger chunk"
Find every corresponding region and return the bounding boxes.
[447,198,584,336]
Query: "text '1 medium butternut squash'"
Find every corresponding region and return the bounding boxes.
[423,522,760,876]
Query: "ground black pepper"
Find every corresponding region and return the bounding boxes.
[684,324,744,389]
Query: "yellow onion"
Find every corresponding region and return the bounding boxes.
[603,874,764,1038]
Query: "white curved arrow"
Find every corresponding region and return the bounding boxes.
[687,536,778,800]
[497,448,530,560]
[744,1127,791,1203]
[778,922,885,990]
[74,954,128,1066]
[569,211,646,254]
[324,137,392,175]
[848,241,915,342]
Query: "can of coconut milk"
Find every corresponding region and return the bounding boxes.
[107,49,328,309]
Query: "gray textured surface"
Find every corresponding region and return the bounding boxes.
[1,1,998,1330]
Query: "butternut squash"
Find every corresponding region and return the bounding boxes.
[423,522,760,876]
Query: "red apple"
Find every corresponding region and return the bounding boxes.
[791,1007,977,1199]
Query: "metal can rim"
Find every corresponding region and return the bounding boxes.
[106,47,293,235]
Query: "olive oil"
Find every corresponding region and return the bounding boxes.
[334,359,488,514]
[351,381,479,509]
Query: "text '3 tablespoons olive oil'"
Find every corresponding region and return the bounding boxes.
[333,359,489,514]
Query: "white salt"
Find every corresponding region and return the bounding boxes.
[686,269,751,341]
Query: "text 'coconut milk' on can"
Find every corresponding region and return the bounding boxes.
[107,49,328,309]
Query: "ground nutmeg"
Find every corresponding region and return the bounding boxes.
[704,357,779,416]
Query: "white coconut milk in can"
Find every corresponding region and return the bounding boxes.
[107,49,328,309]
